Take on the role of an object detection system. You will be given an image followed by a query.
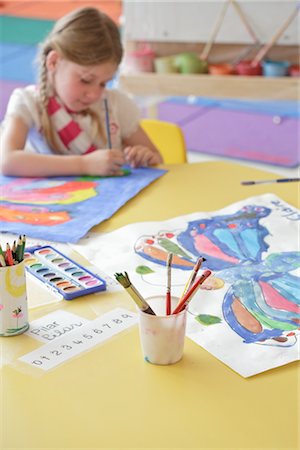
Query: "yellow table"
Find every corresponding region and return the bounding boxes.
[1,162,299,450]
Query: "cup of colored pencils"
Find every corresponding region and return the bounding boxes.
[0,236,29,337]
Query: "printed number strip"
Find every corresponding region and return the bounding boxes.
[19,308,137,371]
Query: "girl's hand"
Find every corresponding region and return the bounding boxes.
[82,149,125,176]
[124,145,162,168]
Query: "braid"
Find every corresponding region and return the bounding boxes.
[38,48,60,152]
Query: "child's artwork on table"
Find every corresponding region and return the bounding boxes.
[0,167,166,243]
[72,194,300,377]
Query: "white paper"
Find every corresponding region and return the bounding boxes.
[25,310,90,343]
[19,308,137,371]
[71,194,300,377]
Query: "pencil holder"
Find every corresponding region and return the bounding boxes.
[0,261,29,336]
[138,295,187,365]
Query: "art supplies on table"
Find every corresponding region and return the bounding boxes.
[24,246,106,300]
[0,235,29,336]
[241,177,300,186]
[114,272,155,315]
[115,259,211,365]
[114,260,212,317]
[74,193,300,376]
[138,294,187,365]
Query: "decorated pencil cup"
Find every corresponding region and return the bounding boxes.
[0,261,29,336]
[138,295,187,365]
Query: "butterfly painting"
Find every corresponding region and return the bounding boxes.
[72,194,300,376]
[134,205,300,348]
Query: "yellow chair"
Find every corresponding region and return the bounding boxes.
[140,119,187,164]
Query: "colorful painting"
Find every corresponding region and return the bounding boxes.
[72,194,300,377]
[0,167,166,243]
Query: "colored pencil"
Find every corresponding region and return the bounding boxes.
[172,270,212,315]
[241,177,300,186]
[166,253,173,315]
[114,272,156,315]
[0,253,6,267]
[12,240,17,259]
[16,236,23,263]
[21,235,26,261]
[5,243,14,266]
[103,97,112,149]
[0,244,6,267]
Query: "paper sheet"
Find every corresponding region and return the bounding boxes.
[19,308,137,371]
[71,194,300,377]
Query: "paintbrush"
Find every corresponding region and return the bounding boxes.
[166,253,173,315]
[114,272,156,315]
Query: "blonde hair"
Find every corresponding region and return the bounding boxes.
[38,7,123,152]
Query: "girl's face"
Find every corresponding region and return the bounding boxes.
[47,51,117,112]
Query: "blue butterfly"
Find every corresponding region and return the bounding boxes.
[135,205,300,347]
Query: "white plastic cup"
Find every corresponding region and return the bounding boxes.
[0,261,29,336]
[138,295,187,365]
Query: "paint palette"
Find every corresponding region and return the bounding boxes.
[24,246,106,300]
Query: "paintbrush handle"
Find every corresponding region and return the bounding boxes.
[230,0,259,43]
[241,177,300,185]
[200,0,230,60]
[172,270,212,314]
[252,5,299,64]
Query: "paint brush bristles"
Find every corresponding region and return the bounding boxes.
[166,253,173,315]
[114,272,156,315]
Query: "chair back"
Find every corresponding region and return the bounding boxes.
[140,119,187,164]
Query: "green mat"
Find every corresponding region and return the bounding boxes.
[0,15,54,45]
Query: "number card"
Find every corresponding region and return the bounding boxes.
[19,308,138,371]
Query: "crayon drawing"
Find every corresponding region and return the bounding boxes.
[0,167,166,243]
[72,194,300,376]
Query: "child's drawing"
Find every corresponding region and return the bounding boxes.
[134,205,300,348]
[0,167,166,243]
[72,194,300,376]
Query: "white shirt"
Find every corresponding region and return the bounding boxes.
[4,85,141,153]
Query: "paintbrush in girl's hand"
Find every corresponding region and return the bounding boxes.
[103,97,112,149]
[114,272,156,315]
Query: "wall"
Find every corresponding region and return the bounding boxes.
[124,0,299,45]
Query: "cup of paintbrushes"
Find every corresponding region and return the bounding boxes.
[138,295,187,365]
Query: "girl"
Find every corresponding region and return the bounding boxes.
[0,7,163,177]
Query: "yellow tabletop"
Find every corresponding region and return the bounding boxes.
[1,162,299,450]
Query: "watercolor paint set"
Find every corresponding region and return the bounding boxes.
[24,246,106,300]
